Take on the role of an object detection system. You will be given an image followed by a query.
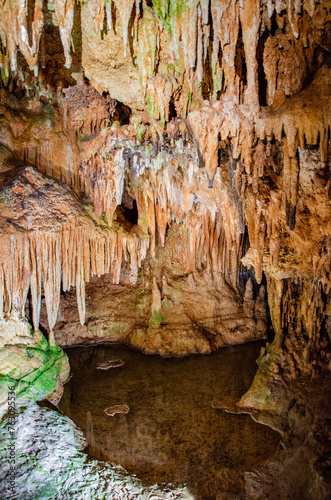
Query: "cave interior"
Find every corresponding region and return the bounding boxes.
[0,0,330,498]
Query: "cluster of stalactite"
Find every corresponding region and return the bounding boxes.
[0,0,326,106]
[80,136,126,221]
[78,62,330,290]
[16,137,80,189]
[1,64,329,342]
[191,67,330,285]
[0,219,147,332]
[0,0,329,364]
[265,277,331,374]
[0,86,82,189]
[80,132,247,291]
[188,62,330,178]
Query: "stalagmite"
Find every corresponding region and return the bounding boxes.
[150,276,162,327]
[243,278,255,314]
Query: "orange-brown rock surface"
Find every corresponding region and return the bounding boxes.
[0,0,330,496]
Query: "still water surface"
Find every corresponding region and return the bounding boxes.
[59,341,280,497]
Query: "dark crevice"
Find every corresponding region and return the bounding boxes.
[168,99,177,121]
[121,199,138,226]
[116,190,139,227]
[270,12,278,36]
[218,141,230,165]
[256,30,268,107]
[101,8,109,39]
[200,6,214,99]
[235,22,247,104]
[27,0,37,47]
[128,4,137,62]
[113,101,132,125]
[235,22,247,88]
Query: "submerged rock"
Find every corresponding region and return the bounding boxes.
[104,404,130,417]
[96,359,125,370]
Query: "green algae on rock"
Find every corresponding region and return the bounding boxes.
[0,318,70,416]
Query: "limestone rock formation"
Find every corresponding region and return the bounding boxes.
[0,0,330,496]
[0,152,146,332]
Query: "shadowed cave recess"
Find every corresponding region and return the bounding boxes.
[0,0,330,498]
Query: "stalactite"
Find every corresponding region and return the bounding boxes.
[187,102,223,182]
[88,0,106,31]
[112,0,137,57]
[29,233,43,331]
[179,1,199,76]
[211,0,239,97]
[0,220,150,331]
[0,0,321,110]
[75,231,86,326]
[146,74,180,126]
[137,7,160,98]
[240,0,260,108]
[42,233,62,332]
[0,0,43,72]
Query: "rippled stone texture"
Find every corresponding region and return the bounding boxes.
[0,403,194,499]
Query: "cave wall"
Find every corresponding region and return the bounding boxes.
[0,0,329,369]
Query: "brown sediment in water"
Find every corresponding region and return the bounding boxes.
[59,341,281,497]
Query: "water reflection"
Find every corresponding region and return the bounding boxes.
[59,341,280,497]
